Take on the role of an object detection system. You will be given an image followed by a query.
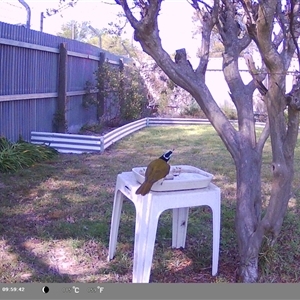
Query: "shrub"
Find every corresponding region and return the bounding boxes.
[181,99,206,118]
[222,105,238,120]
[0,137,58,173]
[83,61,147,125]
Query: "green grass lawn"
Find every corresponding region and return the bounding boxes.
[0,125,300,283]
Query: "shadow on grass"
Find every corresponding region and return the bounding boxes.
[0,153,126,282]
[147,203,239,283]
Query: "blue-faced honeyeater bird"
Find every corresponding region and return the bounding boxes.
[135,150,173,196]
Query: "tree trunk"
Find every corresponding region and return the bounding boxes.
[234,141,264,282]
[116,0,300,282]
[234,105,297,282]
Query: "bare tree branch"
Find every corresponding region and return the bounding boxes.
[244,53,268,95]
[289,0,300,70]
[286,72,300,111]
[192,1,219,79]
[256,1,284,72]
[117,0,139,29]
[187,0,212,12]
[273,30,284,49]
[256,120,270,154]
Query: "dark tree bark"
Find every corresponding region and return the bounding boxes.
[116,0,300,282]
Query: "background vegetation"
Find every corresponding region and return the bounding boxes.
[58,19,210,121]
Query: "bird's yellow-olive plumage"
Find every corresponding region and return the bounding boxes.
[135,150,173,196]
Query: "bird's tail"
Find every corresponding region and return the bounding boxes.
[135,181,153,196]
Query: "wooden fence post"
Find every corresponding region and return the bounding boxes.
[97,52,106,121]
[56,42,67,133]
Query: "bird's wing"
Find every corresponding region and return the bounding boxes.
[145,159,170,183]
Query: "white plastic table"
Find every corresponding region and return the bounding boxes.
[107,171,221,283]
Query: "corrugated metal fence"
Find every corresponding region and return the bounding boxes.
[31,117,267,154]
[31,117,216,154]
[0,21,131,143]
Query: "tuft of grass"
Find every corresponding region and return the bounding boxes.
[0,137,58,173]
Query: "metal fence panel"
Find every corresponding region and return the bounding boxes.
[66,95,98,134]
[0,44,58,96]
[67,55,98,92]
[31,131,103,154]
[0,21,131,143]
[0,97,56,141]
[147,118,211,126]
[103,118,147,150]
